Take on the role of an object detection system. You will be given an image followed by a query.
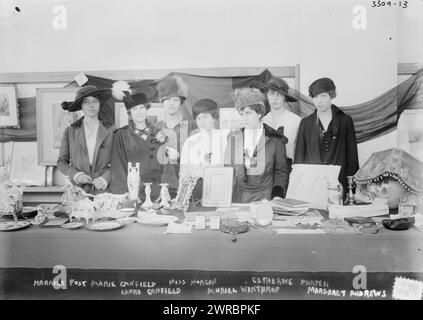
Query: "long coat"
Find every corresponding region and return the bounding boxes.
[154,119,194,197]
[109,123,164,201]
[224,124,290,203]
[294,104,359,195]
[57,117,115,194]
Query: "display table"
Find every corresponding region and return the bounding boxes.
[1,213,422,300]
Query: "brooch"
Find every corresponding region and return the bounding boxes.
[244,150,258,169]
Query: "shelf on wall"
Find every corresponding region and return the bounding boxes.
[23,186,64,205]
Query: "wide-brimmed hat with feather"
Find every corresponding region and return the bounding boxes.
[157,75,189,103]
[61,85,112,112]
[112,81,156,110]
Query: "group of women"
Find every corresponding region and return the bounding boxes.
[58,75,359,204]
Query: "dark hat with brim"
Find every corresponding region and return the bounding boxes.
[192,99,218,120]
[308,77,336,98]
[61,85,112,112]
[266,77,298,102]
[123,85,157,110]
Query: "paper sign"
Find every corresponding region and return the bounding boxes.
[74,72,88,86]
[286,164,341,210]
[195,216,206,230]
[210,216,220,230]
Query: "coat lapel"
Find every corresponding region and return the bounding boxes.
[74,125,91,174]
[91,123,109,168]
[311,112,322,163]
[253,131,269,156]
[75,126,88,153]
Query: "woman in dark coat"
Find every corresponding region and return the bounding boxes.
[224,87,290,203]
[109,82,165,202]
[57,85,114,195]
[154,75,194,198]
[294,78,359,196]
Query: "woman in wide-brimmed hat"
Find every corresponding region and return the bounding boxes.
[57,85,115,194]
[109,81,165,202]
[261,77,301,168]
[224,87,290,203]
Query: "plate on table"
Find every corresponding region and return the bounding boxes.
[61,222,85,230]
[137,215,178,227]
[116,217,138,224]
[0,221,31,232]
[120,207,136,215]
[87,221,124,232]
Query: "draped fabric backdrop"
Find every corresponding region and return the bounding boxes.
[1,68,422,143]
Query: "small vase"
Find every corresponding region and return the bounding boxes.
[159,183,171,208]
[142,183,154,210]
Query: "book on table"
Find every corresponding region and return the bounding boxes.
[271,197,310,216]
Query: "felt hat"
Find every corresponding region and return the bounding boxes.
[192,99,218,120]
[112,81,156,110]
[231,87,266,115]
[308,77,336,98]
[157,75,189,103]
[266,77,298,102]
[61,85,111,112]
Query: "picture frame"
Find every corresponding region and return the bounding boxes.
[0,84,19,128]
[219,107,241,131]
[115,102,165,129]
[172,177,199,213]
[201,167,234,208]
[397,109,423,163]
[9,141,46,186]
[36,87,82,166]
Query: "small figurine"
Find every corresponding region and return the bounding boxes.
[159,183,171,209]
[345,175,355,205]
[127,162,140,202]
[142,183,154,210]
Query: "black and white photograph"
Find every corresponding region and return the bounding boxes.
[0,0,423,305]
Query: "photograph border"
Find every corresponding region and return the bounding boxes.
[36,87,80,166]
[0,84,19,128]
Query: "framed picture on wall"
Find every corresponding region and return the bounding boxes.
[115,102,165,129]
[0,85,19,128]
[36,87,81,166]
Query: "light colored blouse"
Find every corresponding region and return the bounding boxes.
[261,109,301,160]
[179,129,228,180]
[83,119,99,165]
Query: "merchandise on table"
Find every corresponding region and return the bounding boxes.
[328,203,389,219]
[86,221,124,231]
[354,148,423,209]
[271,197,310,215]
[0,221,31,232]
[0,181,24,219]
